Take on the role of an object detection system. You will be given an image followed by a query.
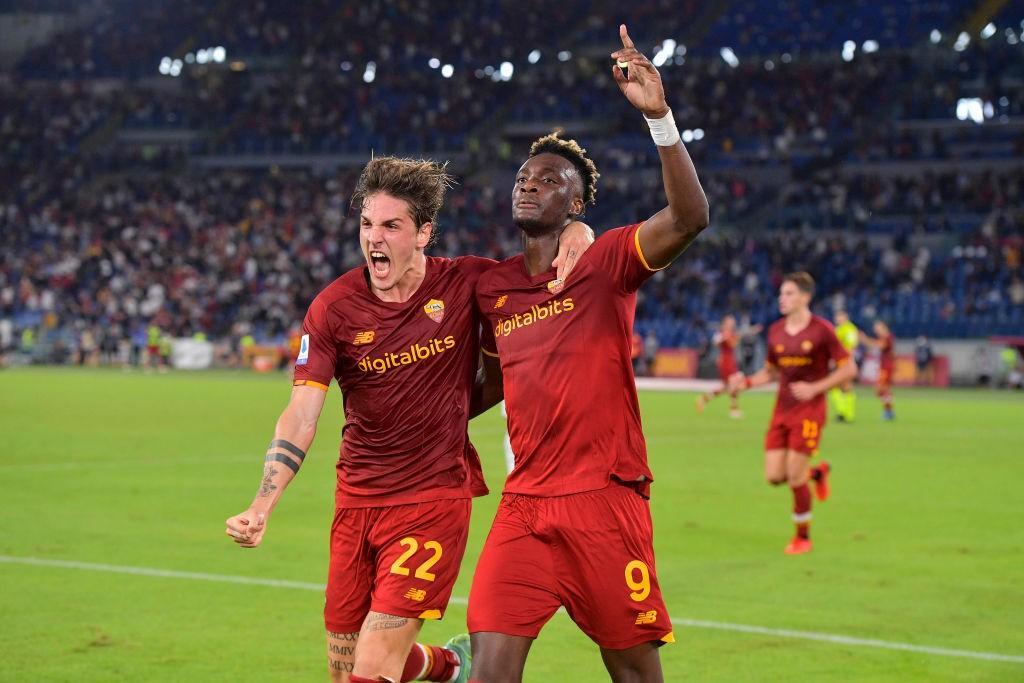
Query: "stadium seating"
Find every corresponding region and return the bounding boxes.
[1,0,1022,358]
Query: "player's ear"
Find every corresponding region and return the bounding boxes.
[416,222,433,248]
[569,196,584,217]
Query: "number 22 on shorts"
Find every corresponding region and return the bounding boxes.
[390,537,443,581]
[625,559,651,601]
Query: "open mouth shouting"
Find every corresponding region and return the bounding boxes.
[368,249,391,280]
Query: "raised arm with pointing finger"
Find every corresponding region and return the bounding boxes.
[610,23,710,269]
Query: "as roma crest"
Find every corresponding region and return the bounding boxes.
[424,298,445,323]
[801,340,813,352]
[546,279,564,295]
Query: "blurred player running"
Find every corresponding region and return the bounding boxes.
[696,314,762,418]
[729,273,857,555]
[828,310,860,422]
[469,25,710,682]
[225,157,592,683]
[861,320,896,420]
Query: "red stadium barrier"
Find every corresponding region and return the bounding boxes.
[890,355,949,387]
[652,349,699,378]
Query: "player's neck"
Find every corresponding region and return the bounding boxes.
[521,226,564,276]
[372,254,427,303]
[785,308,812,331]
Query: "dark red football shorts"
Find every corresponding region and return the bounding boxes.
[468,483,674,650]
[764,406,826,455]
[324,497,471,632]
[717,359,738,383]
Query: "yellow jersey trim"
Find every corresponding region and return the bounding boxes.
[660,631,676,644]
[293,379,329,392]
[418,609,443,620]
[481,347,499,358]
[633,222,667,272]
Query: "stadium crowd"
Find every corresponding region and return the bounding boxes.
[3,166,1021,363]
[2,0,1022,365]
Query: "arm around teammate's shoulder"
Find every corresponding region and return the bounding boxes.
[224,384,328,548]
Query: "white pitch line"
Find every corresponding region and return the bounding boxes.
[2,555,1022,665]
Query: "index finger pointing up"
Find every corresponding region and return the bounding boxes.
[619,24,634,49]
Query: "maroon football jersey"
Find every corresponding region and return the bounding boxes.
[766,315,849,416]
[717,331,737,372]
[294,256,494,507]
[475,224,659,498]
[879,333,895,373]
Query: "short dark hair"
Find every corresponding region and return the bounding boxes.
[784,271,816,297]
[528,132,600,209]
[351,156,454,246]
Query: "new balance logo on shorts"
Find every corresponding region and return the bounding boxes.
[404,588,427,602]
[634,610,658,625]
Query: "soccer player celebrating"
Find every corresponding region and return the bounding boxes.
[469,25,710,682]
[224,157,592,683]
[729,273,857,555]
[861,320,896,420]
[696,314,762,418]
[829,310,860,423]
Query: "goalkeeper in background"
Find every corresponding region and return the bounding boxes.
[830,310,860,422]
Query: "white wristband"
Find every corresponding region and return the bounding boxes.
[644,110,680,146]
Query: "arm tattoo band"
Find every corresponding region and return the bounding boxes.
[269,439,306,461]
[265,453,300,475]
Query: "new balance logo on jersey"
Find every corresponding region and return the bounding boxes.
[635,610,658,625]
[404,588,427,602]
[494,295,508,309]
[353,330,375,345]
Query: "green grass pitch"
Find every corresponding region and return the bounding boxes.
[1,367,1022,681]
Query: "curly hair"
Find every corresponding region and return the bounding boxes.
[351,156,455,247]
[528,132,600,209]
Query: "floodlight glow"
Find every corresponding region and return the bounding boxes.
[429,57,440,69]
[681,129,694,143]
[956,97,984,124]
[693,128,705,141]
[500,61,514,80]
[954,32,970,51]
[842,40,856,61]
[213,46,226,63]
[930,29,941,44]
[363,61,376,83]
[980,23,996,39]
[441,64,454,78]
[862,40,879,53]
[557,50,571,61]
[528,50,541,64]
[720,47,739,67]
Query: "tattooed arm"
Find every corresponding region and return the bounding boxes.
[225,384,328,548]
